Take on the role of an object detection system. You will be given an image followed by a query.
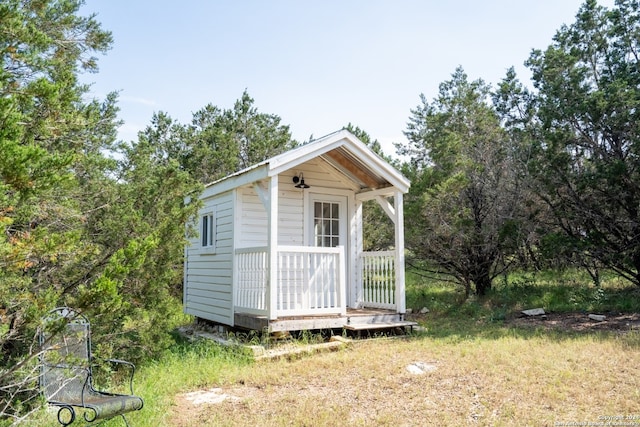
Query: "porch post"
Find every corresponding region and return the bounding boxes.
[353,199,363,308]
[338,246,347,316]
[267,175,279,320]
[394,191,406,314]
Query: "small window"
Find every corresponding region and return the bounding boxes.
[201,211,216,250]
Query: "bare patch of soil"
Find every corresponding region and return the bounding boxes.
[172,389,246,427]
[507,311,640,333]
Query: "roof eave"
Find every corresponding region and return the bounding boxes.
[270,129,410,193]
[201,129,410,198]
[201,163,269,199]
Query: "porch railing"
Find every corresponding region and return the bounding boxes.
[234,246,346,317]
[235,247,268,315]
[277,246,346,316]
[360,250,396,309]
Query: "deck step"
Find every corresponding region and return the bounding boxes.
[342,321,418,331]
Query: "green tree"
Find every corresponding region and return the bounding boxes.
[525,0,640,286]
[0,2,204,423]
[0,0,116,421]
[184,90,296,183]
[77,134,201,361]
[402,68,525,296]
[492,68,564,274]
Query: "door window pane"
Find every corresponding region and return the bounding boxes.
[314,201,340,248]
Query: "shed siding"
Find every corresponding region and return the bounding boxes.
[238,179,304,248]
[184,191,234,325]
[276,173,304,246]
[238,187,267,248]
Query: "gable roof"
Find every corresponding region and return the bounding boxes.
[202,129,410,198]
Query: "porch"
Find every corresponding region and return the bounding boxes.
[234,307,416,333]
[234,246,409,332]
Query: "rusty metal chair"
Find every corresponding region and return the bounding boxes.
[39,307,143,426]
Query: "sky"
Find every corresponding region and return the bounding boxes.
[79,0,615,157]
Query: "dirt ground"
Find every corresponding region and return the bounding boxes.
[506,311,640,333]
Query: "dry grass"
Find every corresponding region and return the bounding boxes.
[167,332,640,426]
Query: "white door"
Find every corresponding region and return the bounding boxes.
[308,194,348,309]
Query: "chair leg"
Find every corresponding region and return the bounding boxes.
[56,405,75,426]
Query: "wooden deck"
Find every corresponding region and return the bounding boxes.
[234,308,416,333]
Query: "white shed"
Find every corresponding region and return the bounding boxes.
[183,129,413,332]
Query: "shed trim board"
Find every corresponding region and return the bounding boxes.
[184,129,410,331]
